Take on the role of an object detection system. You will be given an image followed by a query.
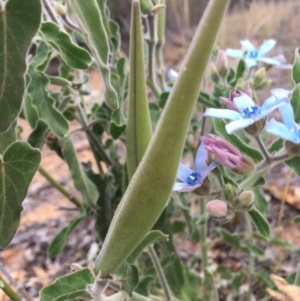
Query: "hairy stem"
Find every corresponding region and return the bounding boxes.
[0,276,22,301]
[199,198,208,275]
[147,245,173,301]
[255,135,271,163]
[39,166,81,207]
[245,212,254,301]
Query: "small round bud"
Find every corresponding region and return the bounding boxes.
[236,191,255,210]
[224,183,237,202]
[285,141,300,157]
[53,2,67,17]
[206,200,228,218]
[244,118,266,136]
[231,156,255,176]
[217,50,228,78]
[210,63,219,83]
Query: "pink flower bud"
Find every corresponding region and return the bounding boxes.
[217,50,228,78]
[206,200,228,218]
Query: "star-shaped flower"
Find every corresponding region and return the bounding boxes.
[265,89,298,143]
[173,144,217,192]
[203,89,289,134]
[225,39,283,68]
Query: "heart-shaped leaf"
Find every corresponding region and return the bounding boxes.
[40,268,93,301]
[0,122,16,154]
[0,0,41,132]
[0,142,41,248]
[40,22,92,70]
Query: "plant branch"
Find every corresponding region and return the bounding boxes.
[245,212,254,301]
[255,135,271,163]
[0,263,33,301]
[39,166,81,208]
[147,245,173,301]
[199,198,208,275]
[0,276,22,301]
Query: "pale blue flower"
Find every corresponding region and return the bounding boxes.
[225,39,282,68]
[203,91,289,134]
[265,89,298,143]
[165,68,178,92]
[173,144,217,192]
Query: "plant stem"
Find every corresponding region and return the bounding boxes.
[0,276,22,301]
[146,14,161,98]
[199,198,208,275]
[255,135,271,163]
[294,262,300,286]
[0,262,33,301]
[147,245,173,301]
[245,212,254,301]
[39,166,81,208]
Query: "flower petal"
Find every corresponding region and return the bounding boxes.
[195,144,207,175]
[220,97,239,110]
[240,40,255,51]
[203,108,242,120]
[173,182,200,192]
[177,163,194,182]
[265,119,299,144]
[258,96,288,119]
[233,94,255,113]
[225,49,244,59]
[258,39,276,56]
[167,68,178,80]
[225,119,254,134]
[275,64,293,70]
[271,88,291,100]
[245,58,257,68]
[278,103,297,131]
[256,57,281,66]
[200,161,218,183]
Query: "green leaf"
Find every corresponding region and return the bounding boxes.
[252,187,269,216]
[268,138,284,153]
[286,157,300,177]
[292,216,300,224]
[59,136,98,207]
[215,228,243,249]
[172,220,186,233]
[248,208,270,238]
[27,43,69,137]
[40,22,92,70]
[0,122,16,154]
[68,0,118,109]
[109,122,126,140]
[40,268,93,301]
[0,0,41,132]
[121,264,139,297]
[127,230,168,264]
[231,59,246,86]
[252,176,265,187]
[126,1,152,179]
[0,142,41,248]
[197,212,210,225]
[158,92,169,109]
[135,275,155,296]
[213,118,263,162]
[290,83,300,123]
[48,212,86,258]
[27,121,50,149]
[198,91,217,108]
[292,48,300,84]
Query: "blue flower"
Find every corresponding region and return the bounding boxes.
[203,90,289,134]
[165,68,178,92]
[173,144,217,192]
[264,89,298,143]
[225,39,283,68]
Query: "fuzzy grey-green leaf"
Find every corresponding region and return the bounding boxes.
[0,142,41,248]
[40,268,93,301]
[248,208,270,238]
[40,22,92,70]
[292,48,300,84]
[0,0,41,132]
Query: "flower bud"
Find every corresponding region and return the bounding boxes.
[53,2,67,17]
[217,50,228,78]
[236,191,255,210]
[224,183,237,202]
[210,63,219,83]
[243,82,252,98]
[244,118,266,136]
[231,156,255,176]
[254,79,272,91]
[151,4,166,15]
[253,67,266,85]
[206,200,228,218]
[140,0,154,14]
[285,141,300,157]
[194,177,211,196]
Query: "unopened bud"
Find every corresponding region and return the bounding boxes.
[243,82,252,98]
[217,50,228,78]
[194,177,211,196]
[224,183,237,202]
[251,67,267,90]
[254,79,272,91]
[53,2,67,17]
[140,0,154,14]
[151,4,166,15]
[236,191,255,210]
[206,200,228,218]
[210,63,219,83]
[285,141,300,157]
[232,156,255,176]
[244,118,266,136]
